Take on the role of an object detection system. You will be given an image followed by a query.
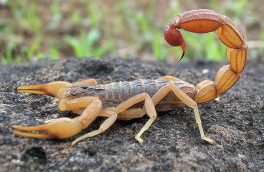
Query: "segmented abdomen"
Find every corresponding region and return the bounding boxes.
[106,80,167,101]
[66,79,196,104]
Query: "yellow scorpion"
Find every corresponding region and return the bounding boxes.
[13,9,247,146]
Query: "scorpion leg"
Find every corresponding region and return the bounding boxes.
[71,109,112,117]
[118,108,146,120]
[71,107,146,120]
[152,84,214,144]
[12,97,102,139]
[44,96,97,124]
[66,107,146,142]
[115,93,157,143]
[58,96,98,112]
[71,108,118,146]
[72,79,97,86]
[158,75,183,82]
[159,76,216,102]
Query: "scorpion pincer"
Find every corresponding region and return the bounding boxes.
[13,9,247,146]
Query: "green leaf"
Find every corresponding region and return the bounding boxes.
[49,48,60,60]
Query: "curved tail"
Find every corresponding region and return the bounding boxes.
[164,9,247,103]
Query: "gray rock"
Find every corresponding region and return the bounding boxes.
[0,58,263,171]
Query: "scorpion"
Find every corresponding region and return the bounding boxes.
[13,9,247,146]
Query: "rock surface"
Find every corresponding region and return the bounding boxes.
[0,58,263,171]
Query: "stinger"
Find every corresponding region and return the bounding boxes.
[164,26,186,61]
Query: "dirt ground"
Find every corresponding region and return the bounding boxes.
[0,58,263,171]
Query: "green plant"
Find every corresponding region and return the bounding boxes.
[152,32,168,61]
[134,10,169,61]
[71,11,81,26]
[2,40,16,64]
[9,1,41,33]
[25,36,42,61]
[224,0,246,16]
[181,31,225,62]
[65,29,113,58]
[48,48,60,60]
[1,1,256,64]
[85,1,102,28]
[48,1,62,30]
[1,34,23,64]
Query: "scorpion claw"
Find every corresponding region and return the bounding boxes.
[12,124,48,132]
[12,124,55,139]
[17,85,50,96]
[12,118,83,139]
[17,81,71,98]
[13,131,54,139]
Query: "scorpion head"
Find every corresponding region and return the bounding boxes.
[164,26,186,61]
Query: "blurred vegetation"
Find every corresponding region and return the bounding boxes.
[0,0,263,64]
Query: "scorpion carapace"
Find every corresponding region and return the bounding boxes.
[12,9,247,146]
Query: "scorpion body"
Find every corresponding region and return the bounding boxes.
[12,9,247,146]
[66,79,196,110]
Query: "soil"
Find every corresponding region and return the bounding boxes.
[0,58,263,171]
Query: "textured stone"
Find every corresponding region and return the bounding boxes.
[0,58,263,171]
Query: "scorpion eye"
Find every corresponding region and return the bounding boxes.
[81,86,89,89]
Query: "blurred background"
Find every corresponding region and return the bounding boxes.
[0,0,263,64]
